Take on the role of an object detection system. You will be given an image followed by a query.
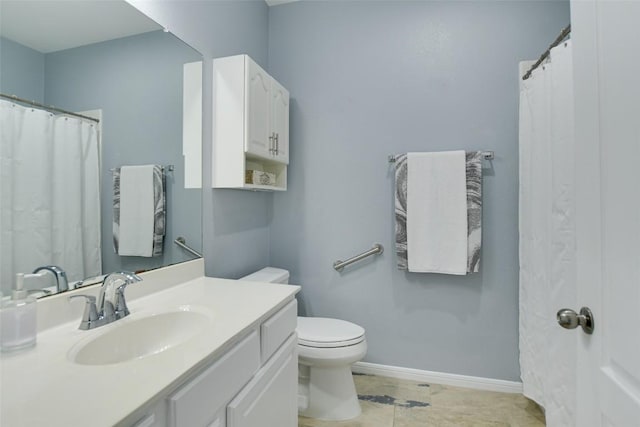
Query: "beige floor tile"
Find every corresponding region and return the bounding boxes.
[353,374,430,406]
[299,375,546,427]
[298,400,395,427]
[429,384,545,426]
[392,404,429,427]
[423,406,510,427]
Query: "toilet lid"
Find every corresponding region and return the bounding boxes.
[297,317,365,348]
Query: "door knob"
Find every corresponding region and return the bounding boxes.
[556,307,594,334]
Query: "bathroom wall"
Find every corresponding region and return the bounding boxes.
[0,37,45,103]
[44,30,202,274]
[268,1,570,381]
[128,0,273,278]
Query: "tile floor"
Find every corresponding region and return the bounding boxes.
[298,373,545,427]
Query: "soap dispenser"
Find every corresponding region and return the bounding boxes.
[1,273,37,352]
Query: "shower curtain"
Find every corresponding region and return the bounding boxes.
[0,100,102,288]
[519,41,576,426]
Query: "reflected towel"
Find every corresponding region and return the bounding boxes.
[113,165,165,257]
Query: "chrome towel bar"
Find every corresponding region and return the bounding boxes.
[387,151,494,163]
[174,236,202,258]
[334,243,384,272]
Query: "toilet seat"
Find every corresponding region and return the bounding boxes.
[297,317,365,348]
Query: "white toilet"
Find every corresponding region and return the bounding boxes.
[241,267,367,421]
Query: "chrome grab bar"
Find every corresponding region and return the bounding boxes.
[333,243,384,272]
[174,236,202,258]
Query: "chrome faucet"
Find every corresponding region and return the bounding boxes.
[32,265,69,292]
[69,271,142,330]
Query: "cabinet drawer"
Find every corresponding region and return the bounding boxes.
[167,330,260,427]
[227,333,298,427]
[261,299,297,362]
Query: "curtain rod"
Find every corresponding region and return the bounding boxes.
[0,93,100,123]
[522,24,571,81]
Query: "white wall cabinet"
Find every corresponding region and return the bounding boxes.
[213,54,290,191]
[126,300,298,427]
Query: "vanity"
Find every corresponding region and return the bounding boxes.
[0,260,300,427]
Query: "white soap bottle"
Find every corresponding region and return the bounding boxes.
[1,273,37,352]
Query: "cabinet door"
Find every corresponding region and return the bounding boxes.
[270,78,290,164]
[227,334,298,427]
[245,57,272,160]
[168,331,260,427]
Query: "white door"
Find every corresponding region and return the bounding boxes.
[245,56,271,159]
[572,1,640,425]
[271,78,290,164]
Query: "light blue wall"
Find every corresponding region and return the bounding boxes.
[45,31,202,274]
[0,37,45,102]
[129,0,272,278]
[268,1,570,381]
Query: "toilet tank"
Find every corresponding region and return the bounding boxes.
[240,267,290,284]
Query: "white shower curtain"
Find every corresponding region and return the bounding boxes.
[519,41,576,426]
[0,100,102,288]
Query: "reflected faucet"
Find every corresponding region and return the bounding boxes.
[69,271,142,330]
[32,265,69,293]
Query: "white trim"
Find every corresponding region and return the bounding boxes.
[352,362,523,394]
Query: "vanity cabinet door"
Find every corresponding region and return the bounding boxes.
[227,333,298,427]
[167,330,260,427]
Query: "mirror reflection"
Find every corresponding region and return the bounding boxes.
[0,1,203,298]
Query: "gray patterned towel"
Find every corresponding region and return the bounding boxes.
[394,151,483,273]
[113,165,166,257]
[466,151,482,272]
[394,154,409,269]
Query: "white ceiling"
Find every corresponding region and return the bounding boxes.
[0,1,161,53]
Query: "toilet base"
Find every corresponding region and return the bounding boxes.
[298,364,361,420]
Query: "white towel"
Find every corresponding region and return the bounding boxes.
[407,151,468,274]
[118,165,155,257]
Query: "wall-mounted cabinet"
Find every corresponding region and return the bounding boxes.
[213,54,290,191]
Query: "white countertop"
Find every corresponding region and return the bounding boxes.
[0,272,299,427]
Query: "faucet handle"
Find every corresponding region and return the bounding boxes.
[114,285,130,318]
[68,295,99,330]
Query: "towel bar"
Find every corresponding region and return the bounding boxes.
[333,244,384,272]
[388,151,494,163]
[109,165,175,173]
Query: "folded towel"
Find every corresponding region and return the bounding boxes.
[395,151,483,274]
[406,151,468,274]
[466,151,483,272]
[113,165,165,257]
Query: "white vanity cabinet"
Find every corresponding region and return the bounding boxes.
[213,54,290,191]
[127,299,298,427]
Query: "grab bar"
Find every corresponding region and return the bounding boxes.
[174,237,202,258]
[333,243,384,272]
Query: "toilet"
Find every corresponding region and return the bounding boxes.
[240,267,367,421]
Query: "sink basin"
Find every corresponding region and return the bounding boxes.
[69,307,212,366]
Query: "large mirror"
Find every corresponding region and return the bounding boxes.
[0,1,203,298]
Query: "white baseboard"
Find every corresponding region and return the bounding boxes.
[352,362,523,394]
